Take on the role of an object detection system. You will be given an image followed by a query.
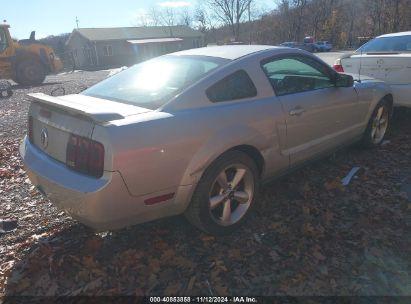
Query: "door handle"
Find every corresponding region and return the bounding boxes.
[289,107,306,116]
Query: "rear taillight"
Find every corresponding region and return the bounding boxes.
[28,116,33,142]
[66,134,105,178]
[333,59,344,73]
[333,64,344,72]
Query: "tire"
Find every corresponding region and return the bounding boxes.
[185,150,260,235]
[361,98,391,148]
[16,60,46,86]
[0,80,12,98]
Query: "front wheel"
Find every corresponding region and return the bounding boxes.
[361,99,391,148]
[16,60,46,86]
[185,151,260,235]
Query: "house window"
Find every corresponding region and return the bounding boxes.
[103,45,113,56]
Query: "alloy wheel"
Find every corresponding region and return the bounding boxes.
[371,106,389,144]
[208,164,254,226]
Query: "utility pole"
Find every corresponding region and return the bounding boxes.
[75,16,79,29]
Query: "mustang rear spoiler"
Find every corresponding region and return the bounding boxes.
[28,93,150,123]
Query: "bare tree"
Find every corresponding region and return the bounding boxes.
[179,8,193,27]
[140,0,411,48]
[149,7,162,26]
[159,7,176,27]
[194,8,209,33]
[144,6,195,29]
[292,0,308,41]
[207,0,253,41]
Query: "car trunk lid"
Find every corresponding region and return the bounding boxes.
[28,93,151,165]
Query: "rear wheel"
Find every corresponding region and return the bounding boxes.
[16,60,46,86]
[361,99,391,147]
[185,151,260,235]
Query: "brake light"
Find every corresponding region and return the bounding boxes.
[66,134,105,178]
[333,58,344,73]
[333,64,344,72]
[28,116,33,142]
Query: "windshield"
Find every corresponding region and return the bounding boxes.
[357,35,411,53]
[82,55,228,110]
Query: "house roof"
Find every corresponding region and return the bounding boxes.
[127,38,183,44]
[73,26,203,42]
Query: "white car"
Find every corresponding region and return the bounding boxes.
[333,31,411,107]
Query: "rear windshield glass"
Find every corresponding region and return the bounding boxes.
[357,35,411,53]
[82,55,228,109]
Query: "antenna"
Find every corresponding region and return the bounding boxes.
[75,16,79,29]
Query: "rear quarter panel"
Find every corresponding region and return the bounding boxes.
[97,97,287,198]
[354,79,393,124]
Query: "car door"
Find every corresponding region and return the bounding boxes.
[261,55,360,166]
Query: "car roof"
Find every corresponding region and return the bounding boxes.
[169,45,282,60]
[378,31,411,38]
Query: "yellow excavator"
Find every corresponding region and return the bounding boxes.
[0,24,63,86]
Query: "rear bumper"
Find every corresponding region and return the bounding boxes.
[20,136,192,230]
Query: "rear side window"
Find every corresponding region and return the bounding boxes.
[358,35,411,52]
[206,70,257,102]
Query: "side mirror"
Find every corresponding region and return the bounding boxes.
[335,73,354,87]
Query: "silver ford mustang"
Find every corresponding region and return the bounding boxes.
[20,46,392,235]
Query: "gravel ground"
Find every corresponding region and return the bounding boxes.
[0,71,410,296]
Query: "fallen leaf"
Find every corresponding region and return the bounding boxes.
[148,258,161,273]
[324,209,334,225]
[313,250,326,261]
[302,205,310,216]
[200,234,215,242]
[186,276,196,293]
[164,282,182,295]
[214,284,228,296]
[84,238,102,253]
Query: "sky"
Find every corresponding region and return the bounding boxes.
[4,0,276,40]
